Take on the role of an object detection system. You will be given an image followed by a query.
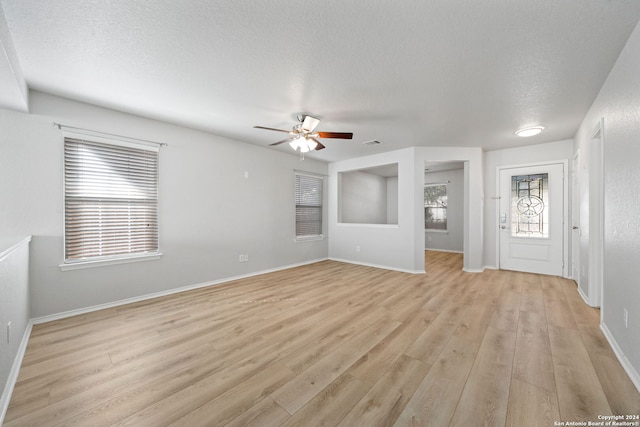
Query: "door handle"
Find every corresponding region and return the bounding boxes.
[501,225,507,229]
[572,226,579,230]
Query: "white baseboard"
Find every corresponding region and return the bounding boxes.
[463,267,485,273]
[573,283,600,308]
[328,257,425,275]
[600,322,640,394]
[424,248,464,254]
[32,258,329,324]
[0,320,32,426]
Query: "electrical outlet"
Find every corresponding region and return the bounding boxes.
[7,321,11,344]
[624,308,629,328]
[239,254,249,263]
[356,245,361,252]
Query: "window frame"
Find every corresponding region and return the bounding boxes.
[60,132,162,270]
[294,171,325,242]
[424,182,448,232]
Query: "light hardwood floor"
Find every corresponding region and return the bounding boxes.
[4,252,640,426]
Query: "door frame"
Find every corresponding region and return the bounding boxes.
[571,150,581,285]
[589,118,605,308]
[495,160,570,277]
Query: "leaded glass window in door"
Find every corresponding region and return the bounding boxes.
[510,173,549,238]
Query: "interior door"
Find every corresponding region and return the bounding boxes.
[499,163,564,276]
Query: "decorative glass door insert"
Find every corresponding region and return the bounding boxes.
[510,173,549,238]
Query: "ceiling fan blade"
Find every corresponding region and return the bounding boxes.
[254,126,291,133]
[311,138,325,150]
[317,131,353,139]
[301,116,321,132]
[269,138,292,146]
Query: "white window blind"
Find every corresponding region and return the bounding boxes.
[64,137,159,263]
[295,172,323,238]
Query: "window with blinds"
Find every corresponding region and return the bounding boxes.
[64,137,159,263]
[295,172,324,239]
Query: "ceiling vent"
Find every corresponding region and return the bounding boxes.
[362,140,381,146]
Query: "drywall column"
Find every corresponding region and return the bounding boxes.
[0,236,31,424]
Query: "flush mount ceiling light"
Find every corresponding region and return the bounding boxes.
[515,126,545,137]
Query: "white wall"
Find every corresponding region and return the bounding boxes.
[329,149,418,273]
[424,168,464,252]
[329,146,484,274]
[0,238,30,422]
[574,18,640,389]
[387,176,398,224]
[0,91,328,318]
[482,140,574,269]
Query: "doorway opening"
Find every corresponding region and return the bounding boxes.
[424,161,465,271]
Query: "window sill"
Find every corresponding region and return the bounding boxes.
[337,223,399,228]
[60,253,162,271]
[294,235,325,243]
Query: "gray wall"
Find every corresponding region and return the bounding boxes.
[424,168,464,252]
[574,19,640,386]
[0,91,328,318]
[339,170,397,224]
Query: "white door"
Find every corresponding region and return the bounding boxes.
[499,163,564,276]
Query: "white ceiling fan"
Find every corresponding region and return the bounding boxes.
[254,114,353,153]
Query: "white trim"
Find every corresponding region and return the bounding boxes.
[576,286,594,307]
[0,236,31,263]
[571,149,581,290]
[61,129,162,152]
[59,253,162,271]
[600,322,640,394]
[589,118,605,309]
[336,223,400,228]
[483,265,498,270]
[462,267,485,273]
[0,321,32,426]
[294,235,325,243]
[35,257,328,324]
[424,248,463,254]
[328,257,424,274]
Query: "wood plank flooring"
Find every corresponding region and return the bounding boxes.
[5,251,640,426]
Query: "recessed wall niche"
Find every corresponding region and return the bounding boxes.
[338,163,398,225]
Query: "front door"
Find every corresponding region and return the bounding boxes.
[499,163,565,276]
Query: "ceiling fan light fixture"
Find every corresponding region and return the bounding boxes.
[289,136,312,152]
[299,141,311,153]
[515,126,544,137]
[289,139,299,150]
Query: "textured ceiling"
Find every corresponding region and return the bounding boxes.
[2,0,640,162]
